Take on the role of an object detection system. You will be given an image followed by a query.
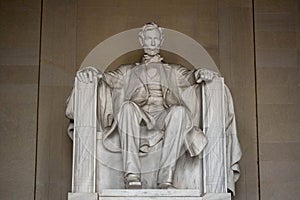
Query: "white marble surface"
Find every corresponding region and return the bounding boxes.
[68,192,98,200]
[98,190,231,200]
[99,189,202,196]
[68,191,231,200]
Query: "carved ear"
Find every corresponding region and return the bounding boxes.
[138,36,144,47]
[159,27,165,47]
[160,37,165,47]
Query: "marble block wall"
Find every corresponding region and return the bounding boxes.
[0,0,299,200]
[254,0,300,199]
[35,0,76,199]
[0,0,41,199]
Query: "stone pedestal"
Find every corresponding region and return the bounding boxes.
[68,192,98,200]
[69,190,231,200]
[98,190,231,200]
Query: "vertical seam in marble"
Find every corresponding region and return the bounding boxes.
[34,0,44,200]
[252,0,261,199]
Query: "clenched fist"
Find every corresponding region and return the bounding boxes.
[194,68,219,83]
[76,66,103,84]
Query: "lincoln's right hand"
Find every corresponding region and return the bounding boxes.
[76,66,103,83]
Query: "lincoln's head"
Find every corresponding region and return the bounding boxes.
[138,22,164,56]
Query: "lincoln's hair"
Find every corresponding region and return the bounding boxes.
[138,22,164,41]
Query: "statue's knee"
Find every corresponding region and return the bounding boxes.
[166,106,188,123]
[171,106,187,115]
[120,102,137,113]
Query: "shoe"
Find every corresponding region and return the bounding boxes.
[158,182,176,189]
[125,174,142,189]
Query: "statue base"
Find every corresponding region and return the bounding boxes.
[69,190,231,200]
[68,192,98,200]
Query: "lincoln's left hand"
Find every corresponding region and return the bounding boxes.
[194,68,219,83]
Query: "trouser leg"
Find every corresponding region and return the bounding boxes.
[158,106,190,184]
[117,102,143,176]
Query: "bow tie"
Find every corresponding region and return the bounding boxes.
[143,54,163,65]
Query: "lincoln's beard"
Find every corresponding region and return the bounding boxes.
[144,47,160,56]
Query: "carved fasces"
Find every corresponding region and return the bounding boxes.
[72,77,97,192]
[202,78,227,193]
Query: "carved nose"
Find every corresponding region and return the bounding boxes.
[151,39,155,46]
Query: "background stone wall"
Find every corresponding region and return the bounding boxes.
[0,0,299,199]
[254,0,300,199]
[0,0,41,199]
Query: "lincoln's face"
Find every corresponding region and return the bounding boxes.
[141,28,162,56]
